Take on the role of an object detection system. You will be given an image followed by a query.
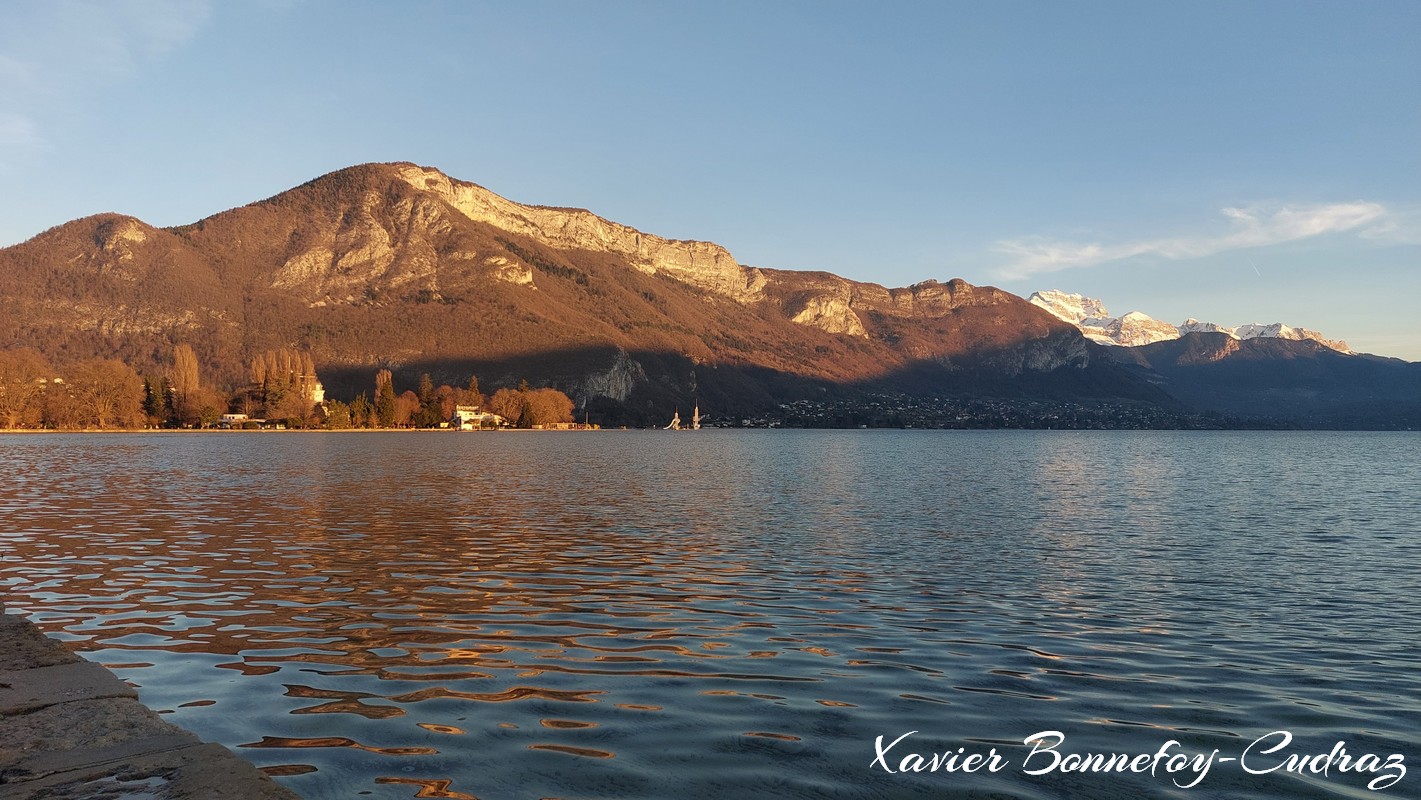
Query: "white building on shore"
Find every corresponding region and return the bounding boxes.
[452,405,505,430]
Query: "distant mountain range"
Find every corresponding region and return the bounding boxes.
[1028,289,1351,351]
[0,163,1415,428]
[1026,290,1418,427]
[1108,333,1419,428]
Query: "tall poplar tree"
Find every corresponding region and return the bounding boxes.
[375,369,396,427]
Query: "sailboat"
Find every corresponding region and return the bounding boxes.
[664,404,703,430]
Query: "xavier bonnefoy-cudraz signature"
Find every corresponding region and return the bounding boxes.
[871,730,1407,791]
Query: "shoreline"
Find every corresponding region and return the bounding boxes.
[0,611,299,799]
[0,427,587,434]
[0,427,1414,435]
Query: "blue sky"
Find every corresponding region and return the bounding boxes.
[2,1,1418,357]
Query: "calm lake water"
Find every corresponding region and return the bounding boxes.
[1,431,1417,800]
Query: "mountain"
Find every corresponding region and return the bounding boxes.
[1029,289,1351,351]
[0,163,1169,424]
[1107,333,1421,428]
[1028,290,1421,427]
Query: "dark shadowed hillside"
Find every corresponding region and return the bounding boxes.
[1109,333,1421,428]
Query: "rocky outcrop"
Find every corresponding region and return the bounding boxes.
[272,189,451,304]
[791,294,866,336]
[1173,333,1242,365]
[483,255,534,286]
[883,278,1011,317]
[93,217,149,268]
[934,329,1091,375]
[394,164,767,302]
[577,348,648,404]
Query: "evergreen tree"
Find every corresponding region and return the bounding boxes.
[160,377,177,426]
[349,393,374,428]
[141,378,163,425]
[464,375,486,410]
[323,400,353,429]
[375,369,397,427]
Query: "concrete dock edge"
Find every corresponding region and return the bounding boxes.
[0,611,300,799]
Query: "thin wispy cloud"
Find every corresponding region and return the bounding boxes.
[1359,207,1421,246]
[993,202,1390,280]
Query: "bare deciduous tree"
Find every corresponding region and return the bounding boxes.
[70,359,144,429]
[0,348,50,428]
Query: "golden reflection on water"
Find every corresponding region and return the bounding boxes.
[416,723,466,735]
[374,777,480,799]
[526,743,615,759]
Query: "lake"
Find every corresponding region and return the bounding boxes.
[1,430,1417,799]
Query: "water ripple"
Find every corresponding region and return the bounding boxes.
[2,430,1418,799]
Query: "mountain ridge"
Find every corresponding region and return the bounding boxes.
[4,163,1414,428]
[1,162,1171,424]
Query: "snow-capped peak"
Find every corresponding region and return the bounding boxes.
[1029,290,1351,352]
[1027,290,1111,325]
[1230,322,1348,351]
[1178,318,1228,334]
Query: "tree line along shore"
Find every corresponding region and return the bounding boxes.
[0,345,579,431]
